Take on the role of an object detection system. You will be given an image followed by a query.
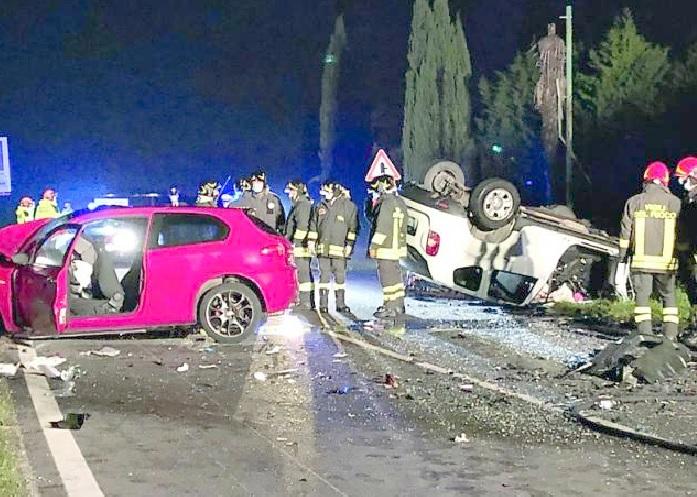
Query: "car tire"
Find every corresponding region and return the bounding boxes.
[198,281,264,344]
[468,178,521,231]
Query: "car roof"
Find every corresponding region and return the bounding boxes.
[70,206,247,223]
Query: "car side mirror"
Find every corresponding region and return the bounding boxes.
[11,253,30,266]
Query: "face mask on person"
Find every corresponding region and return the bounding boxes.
[252,181,264,194]
[320,190,332,201]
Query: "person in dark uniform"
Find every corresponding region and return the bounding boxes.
[196,181,221,207]
[284,179,315,310]
[617,162,681,339]
[244,171,285,233]
[313,181,356,313]
[674,156,697,348]
[368,175,408,319]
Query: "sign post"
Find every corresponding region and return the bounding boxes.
[365,148,401,183]
[0,137,11,196]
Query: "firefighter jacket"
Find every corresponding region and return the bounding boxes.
[35,199,60,220]
[677,189,697,263]
[16,205,34,224]
[195,195,217,207]
[244,190,285,233]
[313,197,357,258]
[619,183,681,273]
[369,192,408,261]
[284,195,314,258]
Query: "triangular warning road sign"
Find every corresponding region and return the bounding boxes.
[365,148,402,182]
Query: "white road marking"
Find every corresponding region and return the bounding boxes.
[18,344,105,497]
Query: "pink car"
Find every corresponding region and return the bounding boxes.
[0,207,297,343]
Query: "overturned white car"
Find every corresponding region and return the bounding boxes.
[402,162,620,306]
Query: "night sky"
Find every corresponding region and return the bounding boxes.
[1,0,695,223]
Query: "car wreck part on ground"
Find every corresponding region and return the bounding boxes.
[323,328,697,456]
[21,355,67,378]
[79,346,121,357]
[49,412,90,430]
[0,362,19,377]
[585,334,691,384]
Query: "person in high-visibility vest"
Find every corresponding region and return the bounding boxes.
[616,161,681,338]
[368,175,408,319]
[284,179,315,310]
[35,188,60,219]
[16,196,35,224]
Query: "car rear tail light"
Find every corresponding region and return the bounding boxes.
[426,230,440,256]
[261,244,284,257]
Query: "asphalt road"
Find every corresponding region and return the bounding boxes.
[3,271,697,496]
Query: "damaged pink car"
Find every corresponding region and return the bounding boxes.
[0,207,297,343]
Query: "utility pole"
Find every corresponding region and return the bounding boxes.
[561,3,573,208]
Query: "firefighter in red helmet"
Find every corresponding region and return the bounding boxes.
[674,156,697,348]
[615,161,681,339]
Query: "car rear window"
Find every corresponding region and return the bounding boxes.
[243,210,280,236]
[150,213,229,248]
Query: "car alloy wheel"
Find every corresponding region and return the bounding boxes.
[205,290,254,338]
[198,281,264,344]
[482,188,515,221]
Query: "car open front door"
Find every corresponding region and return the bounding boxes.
[13,225,80,335]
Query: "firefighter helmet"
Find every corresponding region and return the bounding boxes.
[642,162,670,187]
[675,156,697,179]
[250,170,267,183]
[320,180,341,196]
[284,179,307,196]
[237,177,251,191]
[198,180,220,195]
[369,174,396,192]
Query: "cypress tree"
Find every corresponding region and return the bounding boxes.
[402,0,473,183]
[403,0,438,182]
[319,15,347,182]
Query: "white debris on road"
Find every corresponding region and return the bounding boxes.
[80,346,121,358]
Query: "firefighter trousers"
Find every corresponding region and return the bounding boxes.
[296,257,314,307]
[318,257,347,310]
[632,272,678,339]
[377,259,405,312]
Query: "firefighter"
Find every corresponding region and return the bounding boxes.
[16,196,35,224]
[196,180,221,206]
[674,156,697,348]
[338,182,360,277]
[284,179,315,309]
[616,162,681,339]
[368,175,408,319]
[35,188,60,219]
[314,181,357,313]
[245,171,285,232]
[235,177,252,206]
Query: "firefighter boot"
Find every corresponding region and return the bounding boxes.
[319,289,329,314]
[335,290,350,313]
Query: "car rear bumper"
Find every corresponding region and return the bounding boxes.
[258,267,298,313]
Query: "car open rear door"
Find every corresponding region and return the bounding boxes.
[13,225,79,335]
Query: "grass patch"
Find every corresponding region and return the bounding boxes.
[551,287,694,329]
[0,380,27,497]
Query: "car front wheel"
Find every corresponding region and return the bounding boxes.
[198,281,264,344]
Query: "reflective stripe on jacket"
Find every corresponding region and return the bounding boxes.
[284,196,314,258]
[369,193,407,260]
[619,183,681,273]
[314,197,356,258]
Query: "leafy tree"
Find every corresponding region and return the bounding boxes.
[476,50,543,189]
[402,0,473,183]
[319,14,347,182]
[577,9,670,128]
